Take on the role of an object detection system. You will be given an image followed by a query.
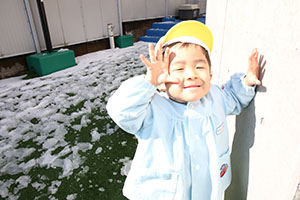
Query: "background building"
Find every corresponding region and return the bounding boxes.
[0,0,207,79]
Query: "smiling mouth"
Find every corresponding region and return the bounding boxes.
[183,85,201,89]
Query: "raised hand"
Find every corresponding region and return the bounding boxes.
[244,48,263,86]
[140,43,178,87]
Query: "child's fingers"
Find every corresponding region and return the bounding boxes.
[154,36,164,59]
[156,42,163,61]
[140,54,152,68]
[164,47,170,71]
[249,49,259,71]
[249,49,257,62]
[251,48,258,56]
[148,43,156,62]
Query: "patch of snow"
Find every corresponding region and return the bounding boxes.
[77,143,92,152]
[32,182,46,191]
[78,166,89,176]
[95,147,103,154]
[119,157,132,176]
[66,193,77,200]
[0,179,14,198]
[48,180,61,195]
[16,175,31,189]
[57,48,69,52]
[19,159,36,173]
[43,138,58,149]
[121,141,127,146]
[91,128,103,142]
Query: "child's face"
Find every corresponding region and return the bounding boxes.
[165,44,212,102]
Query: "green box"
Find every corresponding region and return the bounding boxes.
[26,50,76,76]
[115,35,133,48]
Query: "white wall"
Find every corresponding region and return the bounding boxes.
[206,0,300,199]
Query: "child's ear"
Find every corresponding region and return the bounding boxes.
[210,74,213,80]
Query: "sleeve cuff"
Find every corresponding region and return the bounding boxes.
[241,74,257,90]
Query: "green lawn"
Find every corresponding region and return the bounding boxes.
[0,42,148,200]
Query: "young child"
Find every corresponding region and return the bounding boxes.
[106,20,261,200]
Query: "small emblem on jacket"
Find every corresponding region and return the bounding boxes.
[216,122,225,135]
[220,163,228,178]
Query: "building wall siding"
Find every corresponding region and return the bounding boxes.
[0,0,187,59]
[0,0,35,58]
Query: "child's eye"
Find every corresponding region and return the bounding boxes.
[196,66,205,70]
[172,67,184,72]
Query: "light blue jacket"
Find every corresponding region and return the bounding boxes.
[106,73,255,200]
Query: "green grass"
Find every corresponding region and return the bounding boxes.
[15,130,137,200]
[0,44,148,200]
[0,100,138,200]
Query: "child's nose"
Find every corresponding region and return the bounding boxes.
[185,68,198,80]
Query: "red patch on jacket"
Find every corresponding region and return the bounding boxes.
[220,163,228,178]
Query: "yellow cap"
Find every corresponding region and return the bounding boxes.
[162,20,213,53]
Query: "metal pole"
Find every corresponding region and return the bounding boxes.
[36,0,53,53]
[117,0,123,36]
[107,24,115,49]
[23,0,41,53]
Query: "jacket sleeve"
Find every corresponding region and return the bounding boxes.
[106,75,157,135]
[220,73,256,115]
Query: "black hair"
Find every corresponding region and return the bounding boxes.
[164,42,211,70]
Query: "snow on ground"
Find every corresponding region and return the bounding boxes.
[0,42,149,199]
